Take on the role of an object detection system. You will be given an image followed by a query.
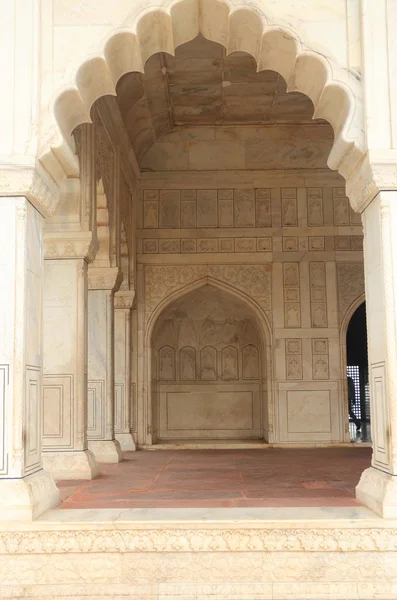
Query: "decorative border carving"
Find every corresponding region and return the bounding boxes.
[0,526,397,554]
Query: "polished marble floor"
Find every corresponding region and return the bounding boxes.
[57,447,371,509]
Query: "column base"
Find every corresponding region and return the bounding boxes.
[88,439,123,463]
[115,432,136,451]
[356,466,397,518]
[42,449,100,480]
[0,468,60,521]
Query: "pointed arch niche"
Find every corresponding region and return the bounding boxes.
[147,281,271,444]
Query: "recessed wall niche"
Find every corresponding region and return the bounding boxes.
[151,285,265,441]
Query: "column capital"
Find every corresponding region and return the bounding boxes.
[44,231,98,261]
[0,165,60,217]
[114,290,135,310]
[346,150,397,214]
[88,266,122,291]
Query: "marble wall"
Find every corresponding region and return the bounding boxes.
[136,169,365,445]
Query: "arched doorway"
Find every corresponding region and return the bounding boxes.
[346,301,371,442]
[150,284,268,443]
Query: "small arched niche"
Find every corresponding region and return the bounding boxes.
[150,284,267,443]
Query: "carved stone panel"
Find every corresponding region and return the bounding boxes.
[180,346,196,381]
[181,198,197,228]
[286,337,303,380]
[234,189,255,227]
[255,188,272,227]
[200,346,217,380]
[281,188,298,226]
[283,262,301,328]
[159,346,175,380]
[242,345,259,379]
[143,190,159,228]
[159,190,180,228]
[307,188,324,226]
[312,338,329,380]
[221,346,238,381]
[309,262,328,328]
[218,190,234,227]
[197,190,218,227]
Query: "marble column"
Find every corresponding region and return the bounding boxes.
[42,234,100,480]
[356,191,397,517]
[114,290,136,451]
[87,266,123,462]
[0,197,60,520]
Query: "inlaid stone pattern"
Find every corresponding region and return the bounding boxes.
[312,338,330,380]
[283,263,301,328]
[285,338,303,380]
[309,262,328,328]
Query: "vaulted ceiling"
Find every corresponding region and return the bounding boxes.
[116,35,324,165]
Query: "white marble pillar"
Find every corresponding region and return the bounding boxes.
[114,291,136,451]
[42,239,100,480]
[87,267,123,462]
[356,191,397,517]
[0,197,60,520]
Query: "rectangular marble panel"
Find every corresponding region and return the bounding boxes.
[114,383,124,433]
[181,200,197,227]
[159,190,180,228]
[255,189,272,226]
[307,188,324,226]
[283,237,298,252]
[218,198,234,227]
[181,239,197,253]
[166,390,254,430]
[278,382,340,442]
[197,190,218,227]
[333,188,350,225]
[87,380,104,439]
[371,361,389,468]
[281,188,298,226]
[235,238,256,253]
[143,190,159,228]
[159,239,181,253]
[234,189,255,227]
[257,237,272,251]
[25,366,41,472]
[143,239,158,254]
[42,374,73,449]
[219,238,234,252]
[197,238,218,252]
[287,390,331,433]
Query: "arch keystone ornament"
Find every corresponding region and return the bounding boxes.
[40,0,367,197]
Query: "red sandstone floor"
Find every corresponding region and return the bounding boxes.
[57,448,371,509]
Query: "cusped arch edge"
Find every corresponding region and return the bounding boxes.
[40,0,365,191]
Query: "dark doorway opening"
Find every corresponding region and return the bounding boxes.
[346,301,371,442]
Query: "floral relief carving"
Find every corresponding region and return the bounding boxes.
[144,264,272,318]
[1,527,397,554]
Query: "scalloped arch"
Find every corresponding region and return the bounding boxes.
[42,0,365,184]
